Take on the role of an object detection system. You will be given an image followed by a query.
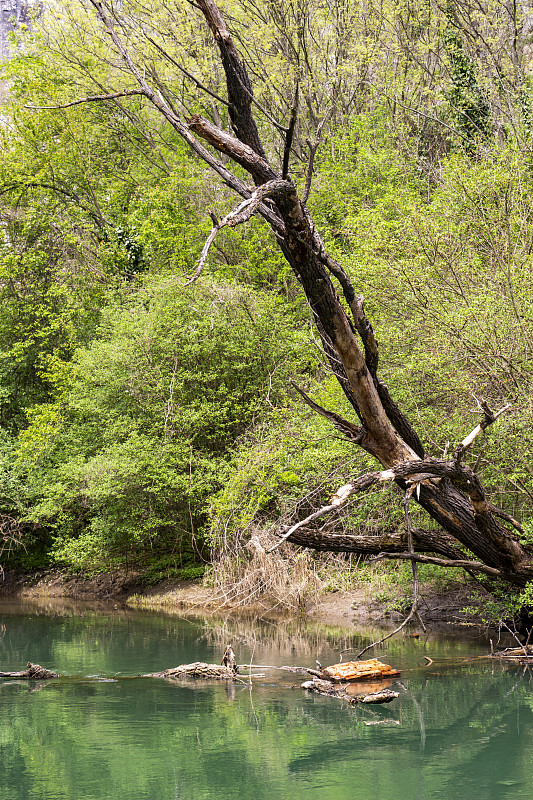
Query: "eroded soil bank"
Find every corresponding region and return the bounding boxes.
[0,567,495,629]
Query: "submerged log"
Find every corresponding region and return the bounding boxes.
[0,662,59,679]
[489,646,533,661]
[301,678,399,704]
[322,659,400,682]
[144,662,238,680]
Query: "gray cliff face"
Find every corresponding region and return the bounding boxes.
[0,1,30,60]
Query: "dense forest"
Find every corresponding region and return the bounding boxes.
[0,0,532,611]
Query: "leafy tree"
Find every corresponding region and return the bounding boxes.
[19,277,312,569]
[2,0,533,609]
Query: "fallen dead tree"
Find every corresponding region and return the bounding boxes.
[0,662,59,679]
[488,645,533,662]
[0,653,402,705]
[144,643,241,680]
[144,663,238,680]
[321,659,401,682]
[301,658,401,705]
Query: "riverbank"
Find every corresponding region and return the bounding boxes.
[0,567,496,629]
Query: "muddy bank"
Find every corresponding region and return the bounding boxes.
[0,568,144,600]
[0,568,494,629]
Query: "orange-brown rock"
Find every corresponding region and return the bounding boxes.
[322,658,400,682]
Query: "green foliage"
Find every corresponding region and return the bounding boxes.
[136,557,205,587]
[444,12,492,147]
[19,277,312,569]
[0,0,532,606]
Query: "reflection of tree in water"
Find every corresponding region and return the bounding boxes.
[198,614,467,668]
[1,604,532,800]
[286,666,533,799]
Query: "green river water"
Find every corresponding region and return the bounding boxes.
[0,598,531,800]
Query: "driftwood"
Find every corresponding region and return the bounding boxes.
[488,646,533,662]
[0,662,59,679]
[0,653,402,703]
[321,658,400,682]
[144,662,238,680]
[146,645,240,680]
[301,678,399,704]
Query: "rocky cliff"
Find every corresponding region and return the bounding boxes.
[0,1,31,60]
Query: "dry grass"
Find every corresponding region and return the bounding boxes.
[206,528,324,612]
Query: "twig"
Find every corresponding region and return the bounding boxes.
[404,486,427,634]
[302,109,332,204]
[499,620,529,658]
[356,607,420,659]
[357,487,427,658]
[25,89,146,109]
[453,400,511,463]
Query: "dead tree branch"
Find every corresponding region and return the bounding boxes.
[282,83,299,179]
[24,89,146,110]
[302,109,332,203]
[369,551,503,578]
[186,179,289,284]
[453,399,511,463]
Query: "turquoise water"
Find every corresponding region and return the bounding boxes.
[0,599,531,800]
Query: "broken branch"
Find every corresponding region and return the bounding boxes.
[453,400,511,463]
[185,179,289,284]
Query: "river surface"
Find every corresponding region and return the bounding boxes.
[0,598,531,800]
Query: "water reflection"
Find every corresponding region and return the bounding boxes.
[0,598,531,800]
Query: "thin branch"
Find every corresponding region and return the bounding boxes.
[356,605,421,659]
[361,80,471,142]
[141,31,231,107]
[267,503,341,553]
[290,381,363,442]
[25,89,146,109]
[302,108,332,204]
[369,552,503,578]
[355,488,428,658]
[404,485,427,633]
[282,82,299,179]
